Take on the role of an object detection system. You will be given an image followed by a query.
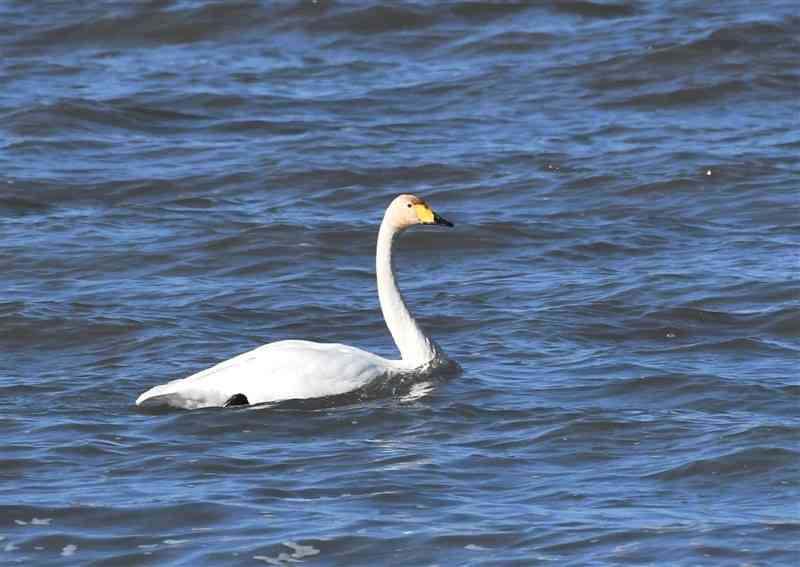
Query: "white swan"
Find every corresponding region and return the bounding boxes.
[136,194,454,409]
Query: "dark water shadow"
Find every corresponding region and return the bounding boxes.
[239,358,462,412]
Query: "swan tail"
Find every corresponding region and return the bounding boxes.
[135,379,222,409]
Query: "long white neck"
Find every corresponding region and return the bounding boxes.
[376,217,437,368]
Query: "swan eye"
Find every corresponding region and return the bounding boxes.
[407,203,412,208]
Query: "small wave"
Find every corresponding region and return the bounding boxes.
[647,447,799,481]
[621,178,695,196]
[0,311,143,348]
[592,19,793,72]
[206,119,310,136]
[642,307,745,327]
[570,239,647,257]
[449,2,534,20]
[583,306,800,346]
[601,80,748,109]
[602,373,694,396]
[721,424,800,444]
[553,1,637,19]
[534,416,646,443]
[306,5,435,35]
[14,2,272,48]
[586,372,797,415]
[450,31,556,56]
[0,196,50,216]
[763,308,800,337]
[676,21,793,55]
[3,99,203,138]
[656,337,794,355]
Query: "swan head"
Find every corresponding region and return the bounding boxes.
[386,194,454,230]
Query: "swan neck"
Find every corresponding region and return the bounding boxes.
[376,219,436,367]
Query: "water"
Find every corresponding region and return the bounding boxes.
[1,1,798,564]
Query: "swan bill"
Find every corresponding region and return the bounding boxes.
[413,203,454,227]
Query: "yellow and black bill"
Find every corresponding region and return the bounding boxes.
[414,202,454,227]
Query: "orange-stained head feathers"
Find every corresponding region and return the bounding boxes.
[385,194,453,230]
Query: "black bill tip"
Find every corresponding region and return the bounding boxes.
[433,212,454,227]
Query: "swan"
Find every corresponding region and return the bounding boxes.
[135,194,454,409]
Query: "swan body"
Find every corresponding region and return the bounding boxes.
[136,194,453,409]
[136,340,403,410]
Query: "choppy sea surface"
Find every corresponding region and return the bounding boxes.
[1,1,799,565]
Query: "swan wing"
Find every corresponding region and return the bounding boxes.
[135,340,398,409]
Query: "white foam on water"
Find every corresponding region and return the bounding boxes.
[401,381,434,401]
[254,553,300,564]
[13,518,51,526]
[613,542,639,555]
[61,544,77,557]
[284,541,320,558]
[253,542,321,565]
